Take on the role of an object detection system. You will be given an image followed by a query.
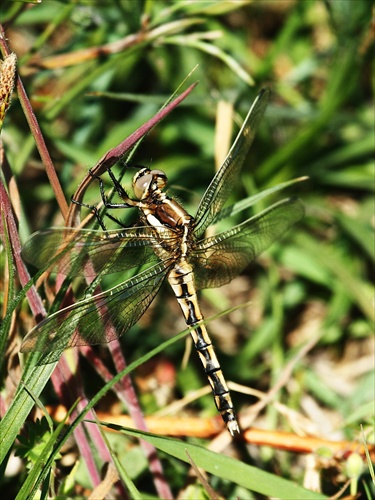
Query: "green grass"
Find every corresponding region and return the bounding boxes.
[1,1,373,498]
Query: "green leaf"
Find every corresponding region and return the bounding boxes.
[100,426,327,499]
[336,212,374,262]
[15,402,79,499]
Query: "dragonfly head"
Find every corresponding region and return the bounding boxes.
[133,168,168,200]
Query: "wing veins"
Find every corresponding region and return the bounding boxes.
[21,261,172,356]
[191,198,304,289]
[194,88,270,237]
[22,226,178,276]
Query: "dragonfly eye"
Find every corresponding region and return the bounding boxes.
[151,169,167,190]
[133,171,153,199]
[133,169,167,199]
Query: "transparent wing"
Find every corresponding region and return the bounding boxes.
[22,226,178,276]
[21,261,171,359]
[191,198,304,290]
[194,88,270,238]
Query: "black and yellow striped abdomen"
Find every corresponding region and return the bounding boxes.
[168,261,239,435]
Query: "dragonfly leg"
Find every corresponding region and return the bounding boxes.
[72,167,145,230]
[87,168,136,211]
[105,167,131,202]
[70,197,107,230]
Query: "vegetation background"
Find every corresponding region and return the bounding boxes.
[0,0,373,498]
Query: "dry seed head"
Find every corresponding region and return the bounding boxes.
[0,53,17,128]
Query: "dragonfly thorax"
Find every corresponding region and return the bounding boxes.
[133,167,194,232]
[133,168,167,200]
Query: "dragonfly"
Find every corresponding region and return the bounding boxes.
[21,88,304,435]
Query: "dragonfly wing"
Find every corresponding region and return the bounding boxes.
[191,198,304,290]
[22,226,177,276]
[21,261,171,359]
[194,88,270,238]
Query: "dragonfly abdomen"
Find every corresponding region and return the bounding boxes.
[168,263,240,435]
